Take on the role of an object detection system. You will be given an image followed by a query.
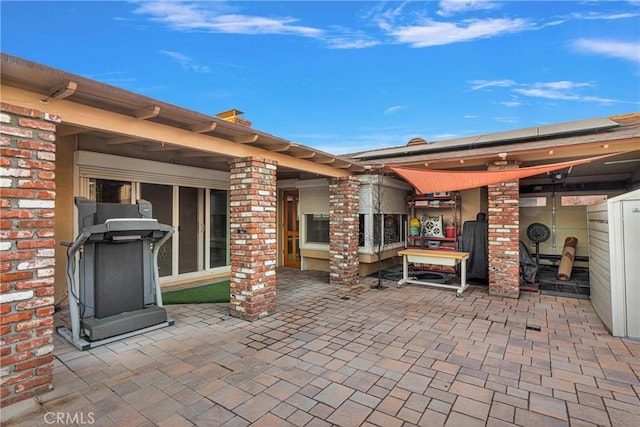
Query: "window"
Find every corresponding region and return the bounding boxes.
[360,213,406,250]
[306,214,330,243]
[561,195,607,206]
[383,214,403,244]
[520,197,547,207]
[210,190,228,268]
[89,178,131,203]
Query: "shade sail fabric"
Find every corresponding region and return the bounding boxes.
[386,153,624,194]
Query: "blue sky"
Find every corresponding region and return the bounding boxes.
[2,1,639,154]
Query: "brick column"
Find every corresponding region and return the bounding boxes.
[329,176,360,287]
[0,103,58,406]
[228,157,277,321]
[487,160,520,298]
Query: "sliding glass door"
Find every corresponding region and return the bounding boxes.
[85,179,228,280]
[179,187,201,274]
[140,183,173,277]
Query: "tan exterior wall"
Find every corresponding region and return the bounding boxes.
[53,137,75,300]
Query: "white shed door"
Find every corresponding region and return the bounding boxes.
[623,200,640,339]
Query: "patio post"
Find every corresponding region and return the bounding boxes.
[228,156,277,320]
[329,176,360,287]
[487,160,521,298]
[0,102,58,406]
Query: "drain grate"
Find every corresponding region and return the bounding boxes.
[526,325,541,331]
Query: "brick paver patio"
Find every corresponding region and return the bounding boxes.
[3,268,639,426]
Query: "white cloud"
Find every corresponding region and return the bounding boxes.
[492,116,518,124]
[468,79,627,106]
[571,39,640,63]
[325,35,380,49]
[134,1,323,37]
[386,18,530,47]
[501,100,522,107]
[469,79,517,90]
[513,81,593,101]
[569,11,639,21]
[159,50,210,73]
[437,0,499,17]
[384,105,407,114]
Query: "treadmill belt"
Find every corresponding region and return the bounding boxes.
[94,241,144,318]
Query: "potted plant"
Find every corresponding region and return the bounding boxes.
[445,220,456,238]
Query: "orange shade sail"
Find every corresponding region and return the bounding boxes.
[386,153,625,194]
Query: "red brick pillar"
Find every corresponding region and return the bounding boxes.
[228,157,277,320]
[0,103,58,406]
[329,176,360,287]
[487,161,520,298]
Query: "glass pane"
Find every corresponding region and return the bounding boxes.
[384,214,400,244]
[210,190,228,268]
[373,214,382,247]
[89,178,131,203]
[359,214,365,247]
[140,183,173,277]
[179,187,199,274]
[306,214,329,243]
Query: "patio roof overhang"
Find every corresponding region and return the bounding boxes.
[353,114,640,191]
[0,53,366,178]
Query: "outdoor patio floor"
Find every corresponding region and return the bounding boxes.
[4,268,639,426]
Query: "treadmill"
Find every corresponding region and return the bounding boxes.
[57,197,174,350]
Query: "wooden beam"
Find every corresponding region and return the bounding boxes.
[190,122,217,133]
[105,136,139,145]
[134,105,160,120]
[234,134,259,144]
[57,126,93,137]
[144,143,179,152]
[2,85,351,177]
[176,150,220,158]
[41,80,77,103]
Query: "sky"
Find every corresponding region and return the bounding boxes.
[1,1,639,155]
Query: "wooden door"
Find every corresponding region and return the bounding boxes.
[283,190,300,267]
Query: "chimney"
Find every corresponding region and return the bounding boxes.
[216,109,252,127]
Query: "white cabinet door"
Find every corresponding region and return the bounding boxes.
[622,200,640,339]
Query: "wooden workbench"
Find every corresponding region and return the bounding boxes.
[397,249,470,296]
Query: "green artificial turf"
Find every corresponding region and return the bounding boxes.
[162,280,231,304]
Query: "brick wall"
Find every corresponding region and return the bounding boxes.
[228,157,277,321]
[0,103,58,406]
[487,160,520,298]
[329,176,360,287]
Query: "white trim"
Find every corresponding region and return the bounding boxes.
[75,151,230,189]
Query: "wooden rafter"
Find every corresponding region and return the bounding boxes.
[316,158,336,164]
[294,151,316,159]
[190,122,217,133]
[268,144,292,152]
[41,80,77,103]
[134,105,160,120]
[234,134,259,144]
